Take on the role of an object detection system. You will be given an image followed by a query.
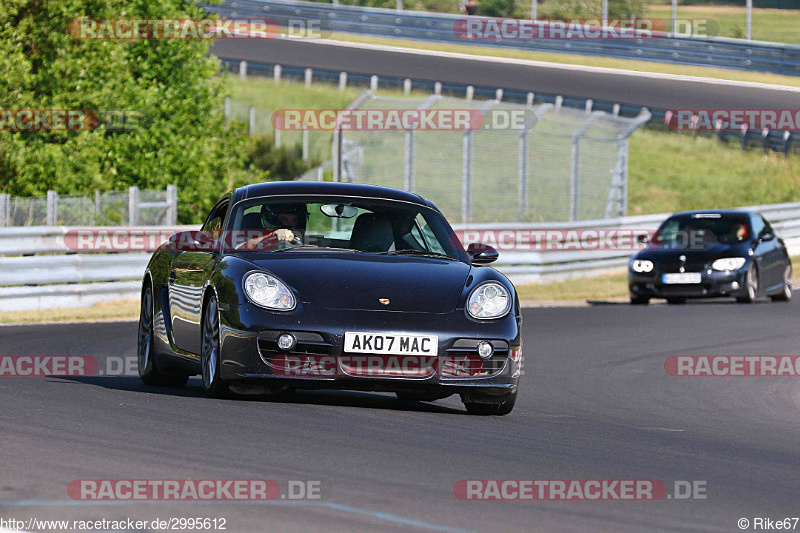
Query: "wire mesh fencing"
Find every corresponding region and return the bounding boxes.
[0,186,177,227]
[300,93,649,223]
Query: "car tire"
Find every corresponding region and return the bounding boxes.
[630,295,650,305]
[464,391,517,416]
[770,265,792,302]
[201,294,230,399]
[736,263,759,304]
[666,298,686,305]
[138,284,190,388]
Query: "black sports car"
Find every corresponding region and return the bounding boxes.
[137,181,522,415]
[628,210,792,305]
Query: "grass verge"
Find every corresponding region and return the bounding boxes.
[0,299,140,325]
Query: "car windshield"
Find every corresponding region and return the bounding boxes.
[653,214,751,247]
[227,195,466,260]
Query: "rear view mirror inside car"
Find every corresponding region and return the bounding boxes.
[320,203,359,218]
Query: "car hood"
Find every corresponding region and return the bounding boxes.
[238,252,472,313]
[636,241,751,263]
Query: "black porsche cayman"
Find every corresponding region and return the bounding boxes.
[629,210,792,305]
[137,181,522,415]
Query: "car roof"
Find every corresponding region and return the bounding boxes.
[234,181,431,207]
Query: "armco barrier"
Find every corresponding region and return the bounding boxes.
[1,203,799,311]
[206,0,800,76]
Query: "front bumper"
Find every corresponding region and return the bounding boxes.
[629,267,749,299]
[217,303,522,397]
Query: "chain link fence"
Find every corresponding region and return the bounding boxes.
[302,93,650,223]
[0,186,177,227]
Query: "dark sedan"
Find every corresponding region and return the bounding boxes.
[137,181,522,415]
[629,210,792,305]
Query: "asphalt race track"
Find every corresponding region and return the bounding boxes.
[2,300,799,532]
[211,38,800,110]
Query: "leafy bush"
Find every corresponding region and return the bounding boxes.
[0,0,267,223]
[247,135,320,180]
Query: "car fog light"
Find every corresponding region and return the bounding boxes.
[278,333,296,351]
[731,281,740,290]
[477,341,494,359]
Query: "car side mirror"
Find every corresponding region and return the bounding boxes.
[467,243,498,265]
[636,234,649,244]
[759,231,775,242]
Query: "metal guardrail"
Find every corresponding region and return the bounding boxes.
[2,203,800,311]
[208,0,800,76]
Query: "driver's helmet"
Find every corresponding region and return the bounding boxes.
[260,202,308,230]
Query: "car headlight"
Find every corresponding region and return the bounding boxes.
[711,257,746,271]
[467,282,511,319]
[631,259,654,273]
[243,272,296,311]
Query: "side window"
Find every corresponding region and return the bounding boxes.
[202,200,229,237]
[415,214,446,255]
[750,215,765,238]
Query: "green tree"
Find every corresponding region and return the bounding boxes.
[0,0,267,223]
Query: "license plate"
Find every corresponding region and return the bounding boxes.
[344,332,438,356]
[662,272,701,284]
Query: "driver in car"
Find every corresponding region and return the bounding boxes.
[238,203,307,250]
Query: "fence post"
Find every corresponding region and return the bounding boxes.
[166,185,178,225]
[671,0,677,34]
[305,68,313,88]
[239,60,247,79]
[128,186,139,226]
[0,193,9,227]
[404,129,414,192]
[302,128,309,162]
[746,0,752,40]
[248,106,255,137]
[333,126,342,182]
[95,190,101,225]
[339,72,347,91]
[518,129,528,222]
[274,64,282,83]
[570,114,600,221]
[396,0,403,9]
[461,131,472,223]
[46,190,58,226]
[275,126,281,148]
[224,97,231,128]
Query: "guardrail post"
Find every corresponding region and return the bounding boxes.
[128,186,139,226]
[248,106,255,137]
[305,68,313,88]
[495,88,503,102]
[239,60,247,79]
[274,64,282,83]
[403,79,412,95]
[585,99,593,113]
[526,92,534,107]
[746,0,752,40]
[404,129,414,192]
[224,97,231,128]
[166,185,178,225]
[434,82,441,96]
[370,75,378,91]
[555,96,563,111]
[0,193,9,227]
[302,128,309,162]
[613,103,620,117]
[339,72,347,91]
[518,129,528,222]
[46,190,58,226]
[461,131,472,223]
[466,86,474,101]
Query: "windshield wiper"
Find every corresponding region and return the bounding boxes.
[271,244,363,253]
[377,249,458,260]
